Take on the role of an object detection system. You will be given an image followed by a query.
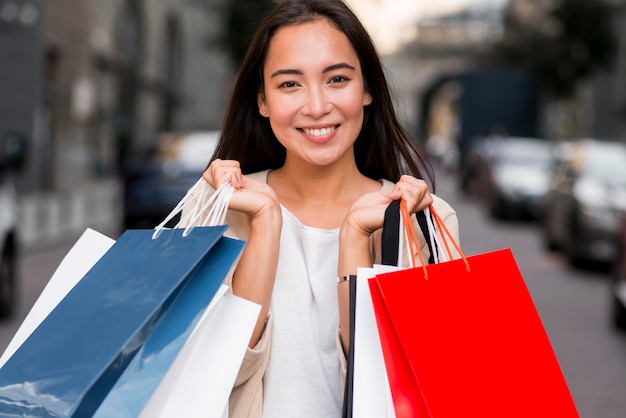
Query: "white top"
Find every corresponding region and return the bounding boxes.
[262,205,342,417]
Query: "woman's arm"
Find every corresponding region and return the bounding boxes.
[202,160,282,348]
[337,175,433,351]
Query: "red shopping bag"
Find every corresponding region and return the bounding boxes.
[368,274,431,417]
[369,202,579,417]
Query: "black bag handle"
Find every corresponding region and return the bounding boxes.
[381,199,438,266]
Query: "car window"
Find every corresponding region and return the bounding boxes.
[156,132,220,173]
[496,139,551,168]
[175,133,219,171]
[584,144,626,186]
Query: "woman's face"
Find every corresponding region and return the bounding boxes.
[258,18,371,168]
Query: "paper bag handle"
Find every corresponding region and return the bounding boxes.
[153,180,234,239]
[382,199,469,275]
[382,200,441,267]
[412,203,469,272]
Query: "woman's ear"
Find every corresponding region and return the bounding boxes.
[258,92,269,117]
[363,93,372,106]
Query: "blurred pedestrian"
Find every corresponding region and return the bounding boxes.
[191,0,460,416]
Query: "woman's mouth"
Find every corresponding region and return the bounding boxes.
[301,125,339,137]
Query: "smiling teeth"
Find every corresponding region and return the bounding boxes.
[303,126,336,137]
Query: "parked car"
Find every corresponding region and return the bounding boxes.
[610,214,626,330]
[459,135,499,198]
[0,132,26,318]
[541,139,626,266]
[484,137,552,219]
[123,131,220,229]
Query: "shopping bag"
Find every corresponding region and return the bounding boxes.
[341,270,356,418]
[92,180,257,418]
[0,228,115,368]
[351,266,402,418]
[0,225,232,417]
[92,236,259,418]
[369,202,579,417]
[139,291,260,418]
[345,200,438,418]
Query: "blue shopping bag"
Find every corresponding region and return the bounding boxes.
[93,236,245,417]
[0,226,235,418]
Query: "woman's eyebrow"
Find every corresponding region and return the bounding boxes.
[270,62,356,78]
[271,69,303,78]
[322,63,355,73]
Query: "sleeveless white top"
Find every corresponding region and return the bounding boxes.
[262,205,342,417]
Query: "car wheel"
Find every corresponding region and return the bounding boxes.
[0,246,16,318]
[611,291,626,331]
[488,196,501,219]
[541,212,558,251]
[611,271,626,331]
[566,210,583,267]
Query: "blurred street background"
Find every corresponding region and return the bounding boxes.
[2,0,626,416]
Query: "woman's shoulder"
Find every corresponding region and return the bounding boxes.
[246,170,270,183]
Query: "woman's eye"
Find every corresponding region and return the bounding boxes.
[329,76,349,84]
[279,81,298,88]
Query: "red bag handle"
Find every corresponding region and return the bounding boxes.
[400,200,470,274]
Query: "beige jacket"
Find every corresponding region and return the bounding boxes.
[188,171,460,418]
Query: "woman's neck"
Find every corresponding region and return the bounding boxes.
[267,160,381,229]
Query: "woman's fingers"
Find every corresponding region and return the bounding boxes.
[202,159,244,189]
[392,175,433,213]
[200,159,280,218]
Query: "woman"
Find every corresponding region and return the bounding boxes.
[195,0,460,416]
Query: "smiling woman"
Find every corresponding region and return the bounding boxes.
[257,18,371,168]
[183,1,460,416]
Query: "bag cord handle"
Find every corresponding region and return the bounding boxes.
[152,179,234,239]
[382,199,469,276]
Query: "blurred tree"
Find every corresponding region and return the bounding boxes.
[213,0,276,68]
[489,0,617,98]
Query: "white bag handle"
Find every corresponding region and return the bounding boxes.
[153,180,235,239]
[398,205,445,268]
[424,206,450,263]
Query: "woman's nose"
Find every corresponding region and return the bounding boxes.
[303,87,331,118]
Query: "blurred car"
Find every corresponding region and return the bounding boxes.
[484,137,552,219]
[460,136,552,218]
[610,213,626,330]
[459,135,499,198]
[123,131,220,229]
[541,139,626,266]
[0,131,26,318]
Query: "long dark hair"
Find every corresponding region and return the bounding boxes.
[213,0,434,187]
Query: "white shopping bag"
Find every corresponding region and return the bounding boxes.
[140,291,260,418]
[0,228,115,367]
[352,264,404,418]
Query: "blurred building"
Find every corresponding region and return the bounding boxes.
[382,3,505,168]
[384,0,626,166]
[504,0,626,141]
[0,0,233,247]
[587,0,626,140]
[2,0,231,193]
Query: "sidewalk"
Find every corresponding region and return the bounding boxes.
[18,179,123,252]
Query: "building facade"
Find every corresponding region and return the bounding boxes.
[1,0,233,247]
[2,0,231,194]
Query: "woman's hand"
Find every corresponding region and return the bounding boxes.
[387,174,433,215]
[342,175,433,237]
[203,159,280,220]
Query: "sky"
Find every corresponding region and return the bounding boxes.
[345,0,508,54]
